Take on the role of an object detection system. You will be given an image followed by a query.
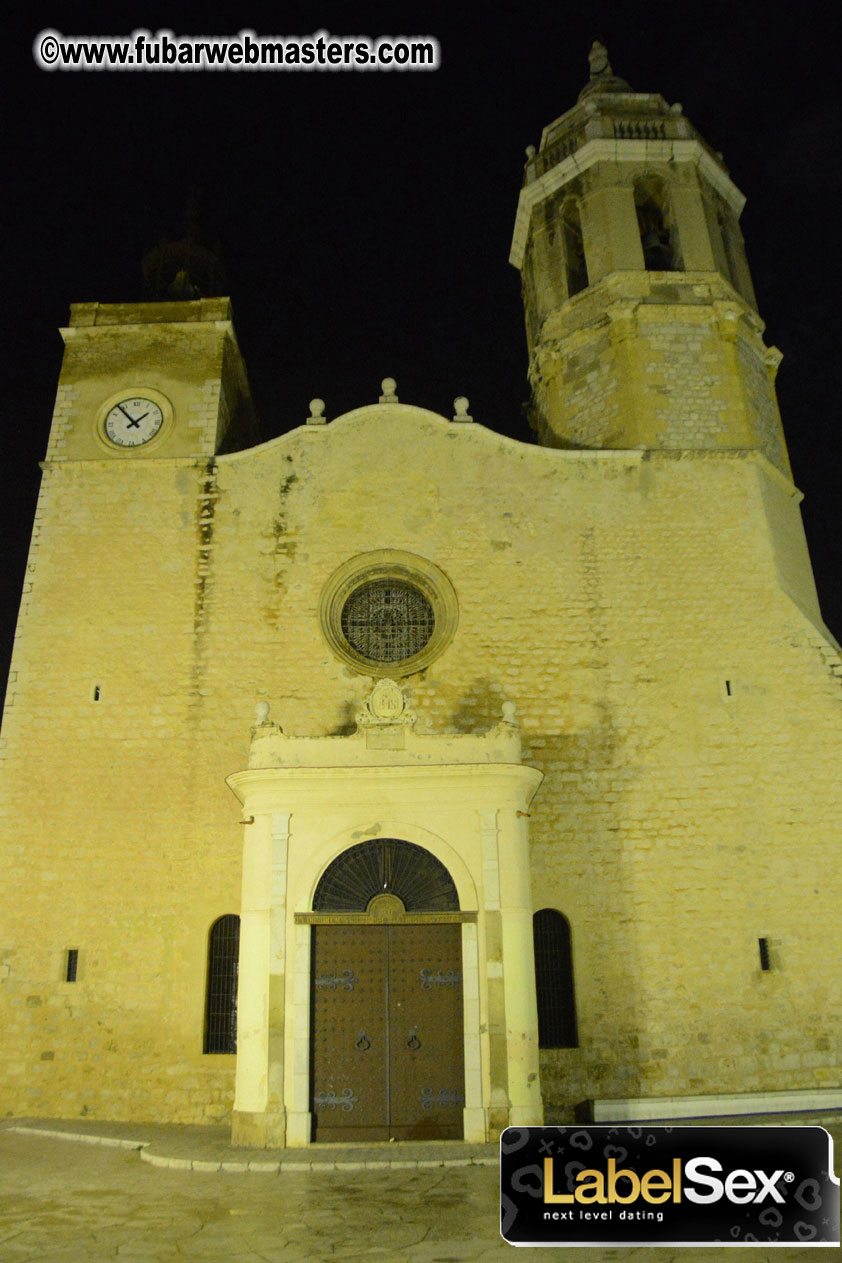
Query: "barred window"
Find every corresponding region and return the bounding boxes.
[204,915,240,1054]
[320,551,458,678]
[533,908,578,1048]
[340,580,435,664]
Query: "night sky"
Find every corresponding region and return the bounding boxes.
[2,1,840,694]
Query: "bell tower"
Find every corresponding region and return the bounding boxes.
[511,42,786,472]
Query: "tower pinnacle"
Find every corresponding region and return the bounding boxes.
[588,40,611,79]
[579,38,632,99]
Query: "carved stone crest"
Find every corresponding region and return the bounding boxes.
[356,678,416,728]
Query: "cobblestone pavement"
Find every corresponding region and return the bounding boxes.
[1,1121,838,1262]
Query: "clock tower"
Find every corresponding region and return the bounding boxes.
[0,288,261,1131]
[48,297,256,463]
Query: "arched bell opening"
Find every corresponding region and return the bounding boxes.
[561,198,589,298]
[634,175,683,272]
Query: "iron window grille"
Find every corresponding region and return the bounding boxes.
[313,838,459,912]
[340,580,435,665]
[320,551,458,679]
[204,915,240,1054]
[533,908,578,1048]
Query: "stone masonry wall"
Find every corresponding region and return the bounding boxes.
[529,277,791,476]
[1,408,840,1123]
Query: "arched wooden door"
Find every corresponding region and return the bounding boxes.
[307,839,466,1142]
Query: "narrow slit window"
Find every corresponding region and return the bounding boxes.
[758,937,771,971]
[65,949,79,982]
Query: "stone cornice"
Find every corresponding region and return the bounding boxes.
[227,762,544,813]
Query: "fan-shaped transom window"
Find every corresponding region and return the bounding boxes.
[313,839,459,912]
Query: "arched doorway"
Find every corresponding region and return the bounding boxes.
[309,839,465,1141]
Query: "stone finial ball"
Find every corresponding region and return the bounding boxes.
[309,398,325,417]
[255,701,271,724]
[381,377,397,395]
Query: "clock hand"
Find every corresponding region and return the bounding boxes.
[116,404,149,428]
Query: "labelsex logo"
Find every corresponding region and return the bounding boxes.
[500,1125,840,1247]
[543,1156,789,1205]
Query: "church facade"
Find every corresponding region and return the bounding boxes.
[1,48,839,1146]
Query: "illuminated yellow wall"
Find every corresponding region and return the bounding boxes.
[1,67,840,1132]
[1,342,839,1126]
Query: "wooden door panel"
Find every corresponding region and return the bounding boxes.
[310,925,389,1141]
[387,923,464,1140]
[310,921,465,1142]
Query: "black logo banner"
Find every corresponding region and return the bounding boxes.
[500,1125,839,1247]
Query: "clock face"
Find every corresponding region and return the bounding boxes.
[103,397,165,447]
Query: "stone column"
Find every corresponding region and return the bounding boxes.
[266,812,290,1142]
[231,810,289,1147]
[479,808,509,1136]
[461,920,487,1142]
[231,812,271,1146]
[497,807,543,1127]
[670,170,716,271]
[285,921,313,1146]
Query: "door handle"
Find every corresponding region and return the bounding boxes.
[406,1028,421,1050]
[355,1031,371,1051]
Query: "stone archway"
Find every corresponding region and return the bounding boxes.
[227,688,544,1149]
